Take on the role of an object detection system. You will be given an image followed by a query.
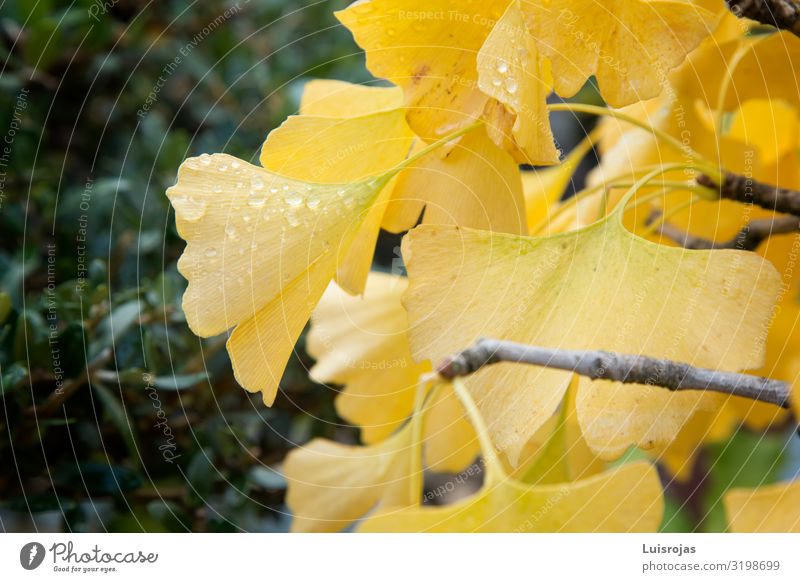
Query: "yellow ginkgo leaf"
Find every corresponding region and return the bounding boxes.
[517,379,606,484]
[336,0,559,165]
[608,103,799,433]
[521,0,713,107]
[167,110,414,404]
[299,79,403,117]
[293,79,528,236]
[361,461,662,532]
[590,102,796,433]
[423,383,480,472]
[308,273,423,444]
[401,217,780,463]
[671,32,800,113]
[283,421,420,533]
[260,93,416,294]
[386,126,527,235]
[728,99,800,168]
[336,0,506,140]
[694,0,750,40]
[360,379,663,532]
[725,480,800,533]
[477,0,559,165]
[260,110,412,183]
[795,374,800,426]
[307,272,479,472]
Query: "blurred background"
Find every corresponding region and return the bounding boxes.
[0,0,796,533]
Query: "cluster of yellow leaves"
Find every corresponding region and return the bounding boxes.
[166,0,799,532]
[337,0,714,164]
[587,27,800,482]
[285,376,664,532]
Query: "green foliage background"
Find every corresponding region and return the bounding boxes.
[0,0,367,533]
[0,0,797,533]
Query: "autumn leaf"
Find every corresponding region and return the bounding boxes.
[725,480,800,532]
[308,272,478,471]
[359,379,663,532]
[167,107,414,404]
[283,421,420,533]
[521,0,714,107]
[401,214,780,463]
[336,0,559,165]
[295,80,528,236]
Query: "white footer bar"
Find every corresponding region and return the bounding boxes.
[1,533,798,580]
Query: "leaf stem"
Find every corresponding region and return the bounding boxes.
[451,378,506,483]
[547,102,721,180]
[640,193,702,238]
[387,120,484,177]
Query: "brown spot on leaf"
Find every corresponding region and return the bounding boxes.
[412,64,430,84]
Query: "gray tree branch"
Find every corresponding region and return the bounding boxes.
[646,210,799,251]
[698,172,800,217]
[725,0,800,36]
[437,338,792,409]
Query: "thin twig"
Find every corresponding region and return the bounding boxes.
[698,172,800,217]
[437,338,791,409]
[646,210,799,251]
[725,0,800,36]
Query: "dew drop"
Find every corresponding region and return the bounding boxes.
[336,188,346,197]
[284,193,303,207]
[491,77,502,88]
[496,59,509,74]
[205,247,218,257]
[225,225,237,239]
[505,77,518,95]
[285,211,301,227]
[174,196,207,221]
[248,195,266,209]
[306,196,321,210]
[252,177,265,191]
[231,160,241,170]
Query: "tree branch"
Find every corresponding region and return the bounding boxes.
[646,210,799,251]
[698,172,800,217]
[725,0,800,36]
[437,338,792,409]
